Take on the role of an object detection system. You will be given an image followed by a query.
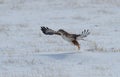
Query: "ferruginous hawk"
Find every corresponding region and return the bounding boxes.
[41,26,90,50]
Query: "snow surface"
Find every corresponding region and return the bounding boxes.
[0,0,120,77]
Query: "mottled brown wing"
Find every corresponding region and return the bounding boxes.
[41,26,60,35]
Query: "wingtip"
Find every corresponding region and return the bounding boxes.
[40,26,43,29]
[41,26,46,30]
[40,26,44,29]
[41,26,48,29]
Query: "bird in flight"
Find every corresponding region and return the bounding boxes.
[41,26,90,50]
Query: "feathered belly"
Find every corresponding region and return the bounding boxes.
[61,35,73,42]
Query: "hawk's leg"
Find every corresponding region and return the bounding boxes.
[72,40,80,50]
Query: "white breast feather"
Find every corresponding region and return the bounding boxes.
[61,35,72,42]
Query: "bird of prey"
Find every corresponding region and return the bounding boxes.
[41,26,90,50]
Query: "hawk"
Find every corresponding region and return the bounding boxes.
[41,26,90,50]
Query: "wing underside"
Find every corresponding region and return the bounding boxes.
[41,27,60,35]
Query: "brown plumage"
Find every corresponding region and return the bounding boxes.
[41,26,90,50]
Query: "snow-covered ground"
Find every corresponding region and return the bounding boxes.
[0,0,120,77]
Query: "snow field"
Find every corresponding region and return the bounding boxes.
[0,0,120,77]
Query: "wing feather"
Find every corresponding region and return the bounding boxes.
[41,27,60,35]
[77,29,90,40]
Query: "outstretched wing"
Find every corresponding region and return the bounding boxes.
[41,26,60,35]
[77,29,90,39]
